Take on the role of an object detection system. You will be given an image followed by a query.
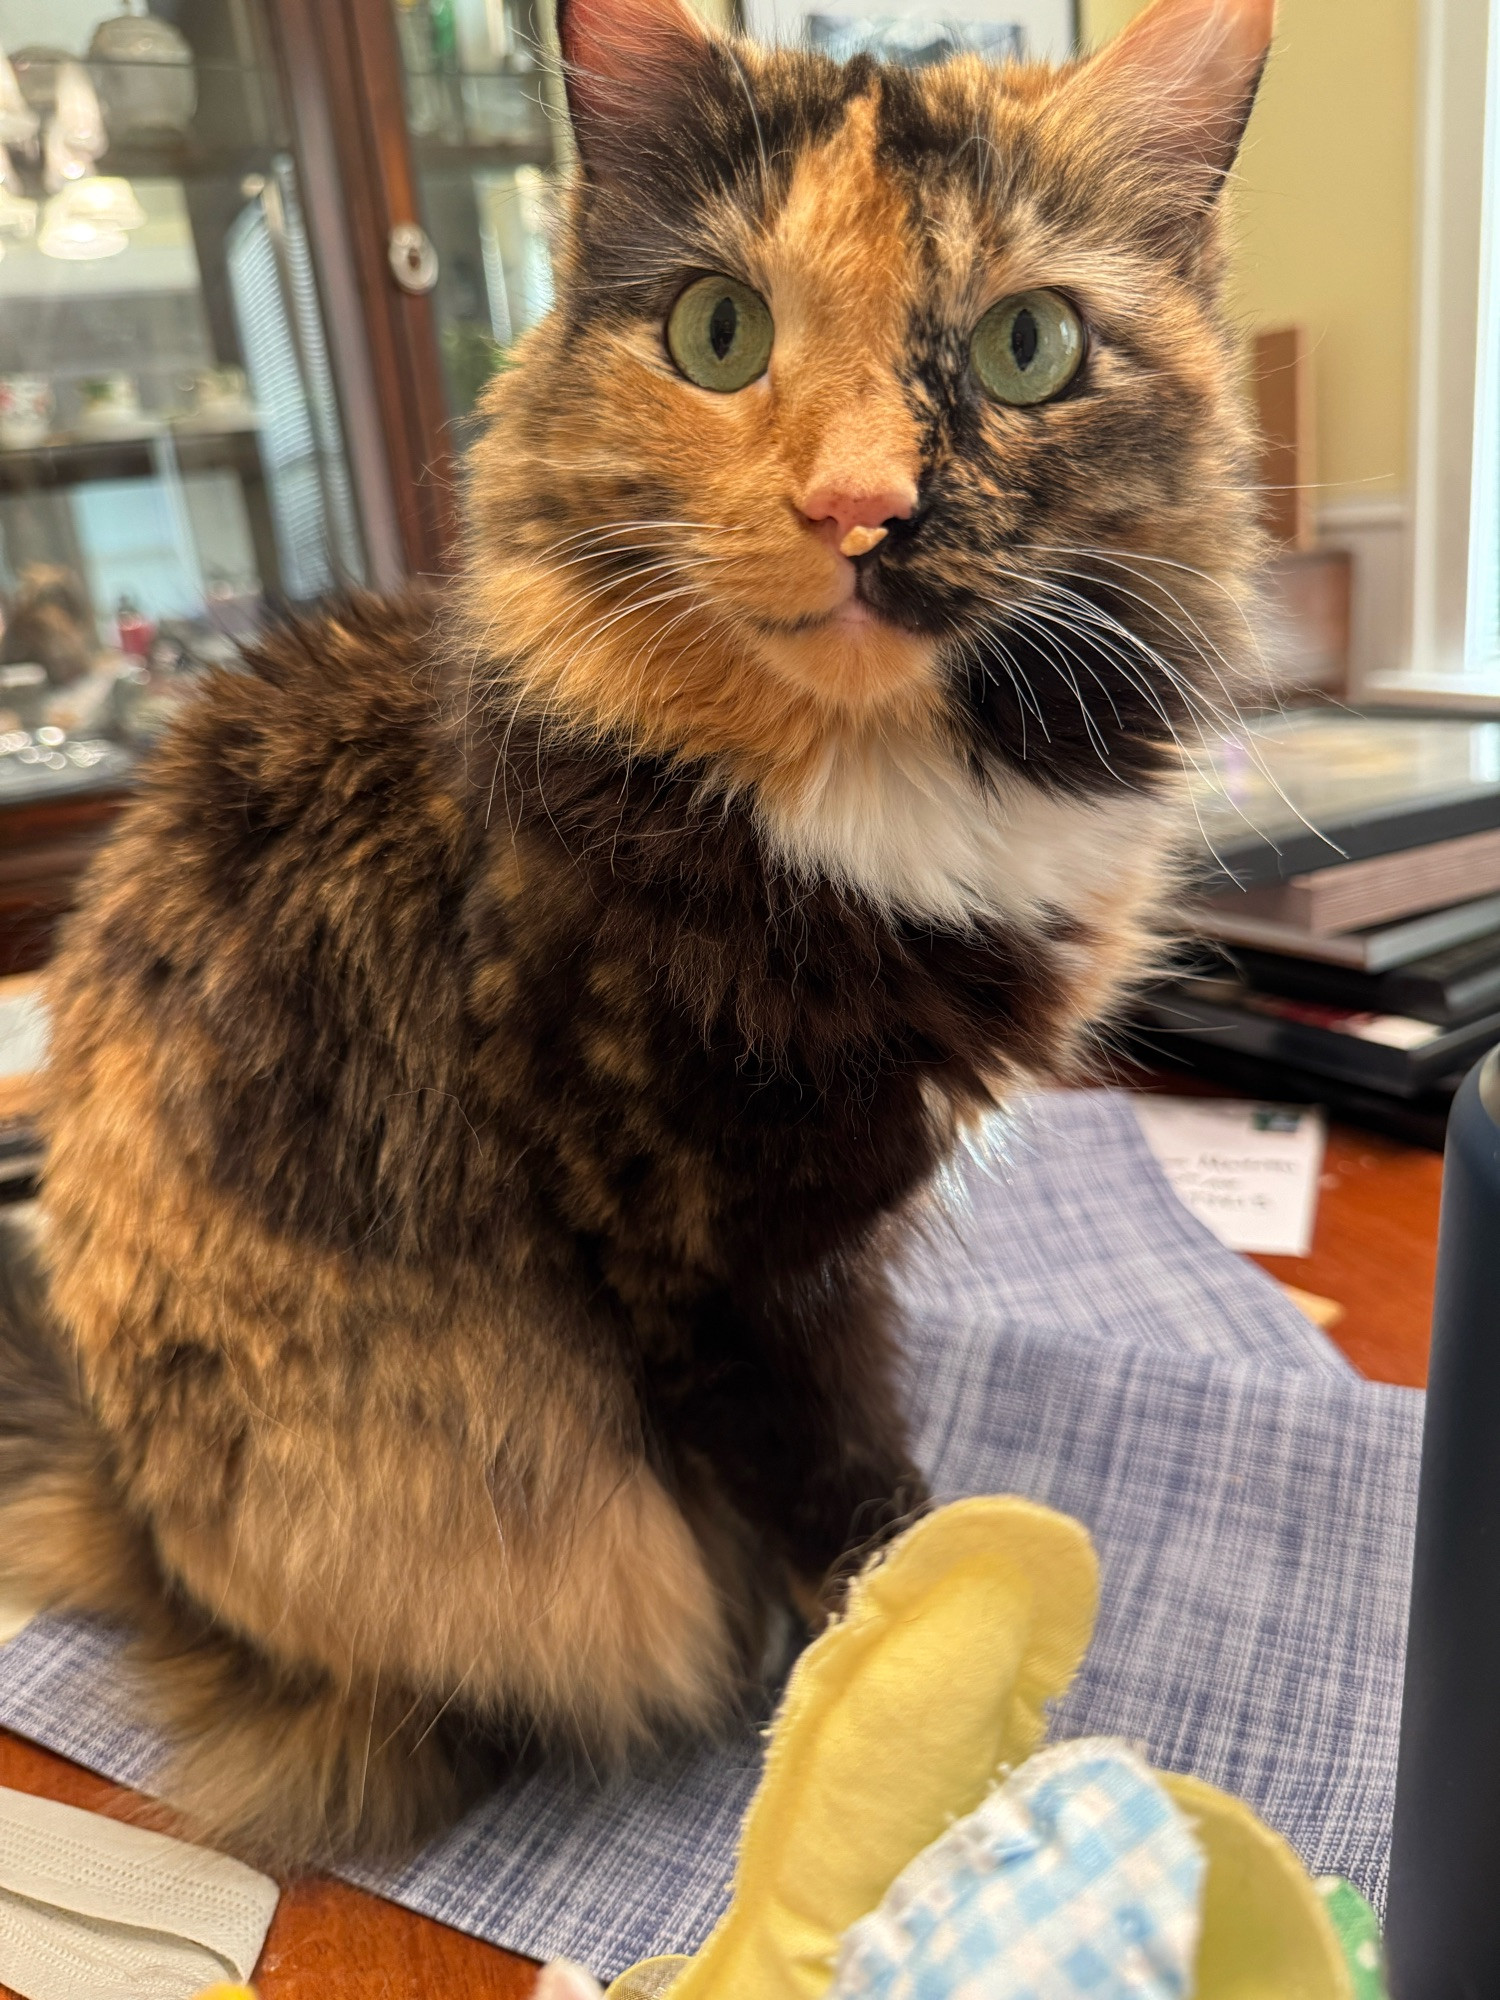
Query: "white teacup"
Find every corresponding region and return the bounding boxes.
[186,365,250,415]
[77,372,141,430]
[0,374,52,449]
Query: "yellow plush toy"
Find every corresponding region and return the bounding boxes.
[203,1501,1385,2000]
[533,1498,1382,2000]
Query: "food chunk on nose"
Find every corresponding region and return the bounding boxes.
[838,524,887,558]
[798,477,917,554]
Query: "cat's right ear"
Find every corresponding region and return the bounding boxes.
[1060,0,1276,231]
[557,0,717,177]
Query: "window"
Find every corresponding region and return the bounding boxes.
[1466,0,1500,679]
[1385,0,1500,702]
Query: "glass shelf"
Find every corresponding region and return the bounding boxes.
[0,728,135,802]
[411,132,552,169]
[0,425,262,472]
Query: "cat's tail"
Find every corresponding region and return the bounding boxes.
[0,1216,491,1866]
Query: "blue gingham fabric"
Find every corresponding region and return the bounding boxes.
[831,1740,1204,2000]
[0,1091,1421,1979]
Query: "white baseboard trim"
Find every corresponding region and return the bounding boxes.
[1313,495,1413,694]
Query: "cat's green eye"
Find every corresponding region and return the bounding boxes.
[666,275,774,393]
[971,289,1084,407]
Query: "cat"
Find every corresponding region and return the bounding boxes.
[1,564,97,687]
[0,0,1272,1866]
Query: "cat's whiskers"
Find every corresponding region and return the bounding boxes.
[997,620,1229,867]
[1013,550,1326,854]
[496,564,732,790]
[469,536,735,692]
[1014,543,1279,780]
[506,586,709,774]
[486,523,747,673]
[981,634,1038,762]
[1028,539,1268,669]
[532,519,749,556]
[478,546,729,707]
[996,559,1243,747]
[1011,595,1131,737]
[976,566,1206,764]
[970,588,1138,780]
[1024,586,1236,778]
[996,572,1202,741]
[611,595,745,790]
[994,602,1121,773]
[1015,589,1195,763]
[959,628,1046,756]
[528,533,803,679]
[1032,552,1256,724]
[995,595,1208,823]
[548,566,727,658]
[990,577,1254,868]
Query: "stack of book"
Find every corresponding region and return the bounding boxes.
[1132,710,1500,1147]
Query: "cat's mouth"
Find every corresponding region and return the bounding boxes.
[738,548,948,718]
[749,600,888,638]
[749,560,932,640]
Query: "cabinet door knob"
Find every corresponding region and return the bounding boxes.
[388,222,439,295]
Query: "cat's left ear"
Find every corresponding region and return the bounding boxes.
[1060,0,1275,227]
[557,0,718,178]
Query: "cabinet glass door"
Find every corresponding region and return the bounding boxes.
[0,0,364,806]
[390,0,564,434]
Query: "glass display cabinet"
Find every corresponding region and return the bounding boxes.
[0,1,364,776]
[0,0,569,972]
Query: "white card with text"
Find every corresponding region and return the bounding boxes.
[1132,1095,1326,1257]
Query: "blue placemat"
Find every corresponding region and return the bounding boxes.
[0,1092,1419,1978]
[896,1091,1351,1374]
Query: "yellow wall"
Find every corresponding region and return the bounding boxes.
[1078,0,1419,503]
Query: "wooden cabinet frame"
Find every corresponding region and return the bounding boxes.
[265,0,461,584]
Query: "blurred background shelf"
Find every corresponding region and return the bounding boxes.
[0,426,264,480]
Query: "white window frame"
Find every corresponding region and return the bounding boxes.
[1465,0,1500,677]
[1369,0,1500,709]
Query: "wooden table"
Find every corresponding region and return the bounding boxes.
[0,1105,1445,1998]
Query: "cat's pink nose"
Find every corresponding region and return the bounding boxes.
[799,479,917,551]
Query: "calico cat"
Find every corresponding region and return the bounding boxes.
[0,0,1272,1865]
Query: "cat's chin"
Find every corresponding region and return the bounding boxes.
[751,608,942,722]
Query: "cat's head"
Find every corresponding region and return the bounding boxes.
[464,0,1272,816]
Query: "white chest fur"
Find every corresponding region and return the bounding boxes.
[752,729,1181,933]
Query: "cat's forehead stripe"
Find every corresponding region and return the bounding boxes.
[768,93,910,338]
[761,96,924,493]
